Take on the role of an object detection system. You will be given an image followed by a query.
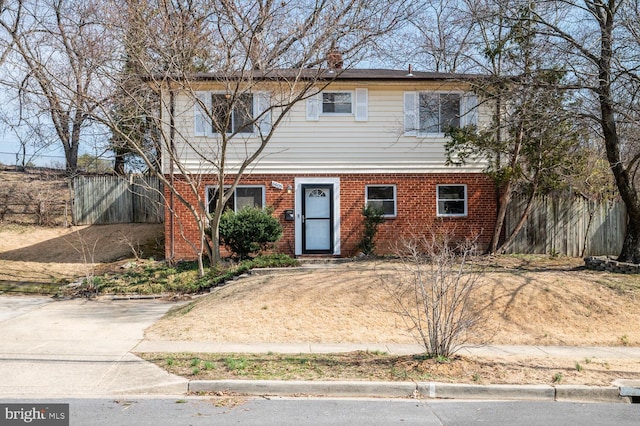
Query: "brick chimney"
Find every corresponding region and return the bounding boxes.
[327,48,343,70]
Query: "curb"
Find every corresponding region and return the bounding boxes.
[188,380,630,402]
[190,380,416,398]
[419,383,554,401]
[555,385,623,402]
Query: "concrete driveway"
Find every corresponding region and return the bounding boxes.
[0,296,188,398]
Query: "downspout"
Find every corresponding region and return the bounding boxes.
[169,82,176,260]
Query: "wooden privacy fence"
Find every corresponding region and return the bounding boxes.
[503,194,626,257]
[72,175,163,225]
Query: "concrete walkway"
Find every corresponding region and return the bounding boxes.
[0,296,188,398]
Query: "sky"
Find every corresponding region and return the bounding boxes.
[0,139,66,168]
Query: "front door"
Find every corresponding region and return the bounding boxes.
[302,184,333,254]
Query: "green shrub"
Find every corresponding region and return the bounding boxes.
[219,207,283,260]
[247,253,299,268]
[358,204,385,255]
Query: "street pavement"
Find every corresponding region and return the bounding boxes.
[0,295,638,401]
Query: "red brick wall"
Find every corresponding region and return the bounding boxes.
[164,173,497,260]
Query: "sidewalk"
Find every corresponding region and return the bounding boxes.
[133,340,640,402]
[134,340,640,360]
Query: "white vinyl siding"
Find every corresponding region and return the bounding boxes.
[164,83,489,175]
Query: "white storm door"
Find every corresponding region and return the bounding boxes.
[302,184,333,253]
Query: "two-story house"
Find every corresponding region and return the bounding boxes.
[160,67,497,260]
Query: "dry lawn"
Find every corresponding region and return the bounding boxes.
[0,168,70,226]
[146,257,640,347]
[144,256,640,386]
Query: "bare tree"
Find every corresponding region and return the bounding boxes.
[401,0,478,73]
[528,0,640,262]
[89,0,411,273]
[445,1,587,254]
[0,0,113,175]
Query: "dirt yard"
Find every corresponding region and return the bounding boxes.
[0,223,163,288]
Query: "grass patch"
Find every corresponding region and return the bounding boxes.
[134,348,640,386]
[64,254,299,296]
[0,281,65,295]
[553,372,563,384]
[595,274,640,295]
[142,351,448,381]
[136,351,481,383]
[136,351,640,386]
[224,357,248,372]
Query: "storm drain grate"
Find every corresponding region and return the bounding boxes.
[619,387,640,403]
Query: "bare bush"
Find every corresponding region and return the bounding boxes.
[66,230,100,298]
[381,232,487,357]
[118,231,145,261]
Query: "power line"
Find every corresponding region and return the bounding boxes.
[0,150,67,159]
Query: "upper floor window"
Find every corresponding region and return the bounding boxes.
[420,93,460,133]
[322,92,352,114]
[212,93,253,134]
[436,184,467,217]
[195,92,271,137]
[404,92,477,136]
[207,185,265,213]
[306,88,368,121]
[365,185,396,217]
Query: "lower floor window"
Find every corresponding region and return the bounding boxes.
[365,185,396,217]
[207,185,265,213]
[437,184,467,216]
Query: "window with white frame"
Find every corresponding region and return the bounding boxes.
[195,92,271,136]
[211,93,254,134]
[436,185,467,217]
[365,185,396,217]
[420,93,460,133]
[322,92,352,114]
[306,88,367,121]
[207,185,265,213]
[404,92,477,135]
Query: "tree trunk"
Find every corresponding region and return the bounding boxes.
[489,181,511,254]
[65,142,79,175]
[489,103,522,254]
[210,214,221,265]
[113,153,126,175]
[497,185,537,254]
[593,3,640,262]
